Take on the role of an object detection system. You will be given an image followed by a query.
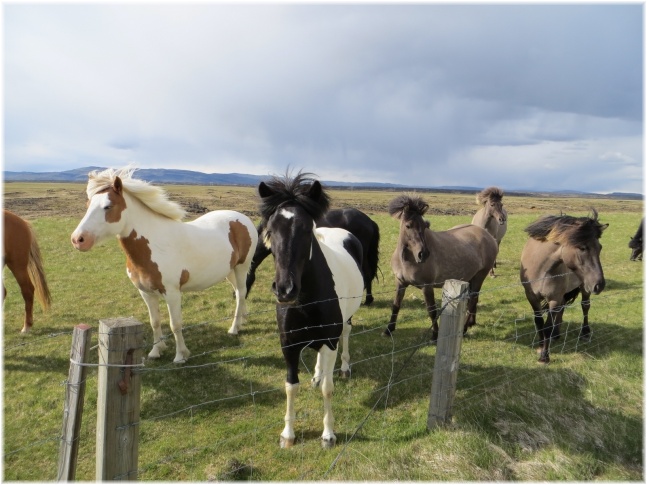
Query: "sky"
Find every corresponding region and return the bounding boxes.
[3,3,644,194]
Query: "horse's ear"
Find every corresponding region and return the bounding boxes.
[258,181,273,199]
[113,176,123,195]
[600,223,609,233]
[307,180,322,201]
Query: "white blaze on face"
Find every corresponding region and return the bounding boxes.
[279,208,295,219]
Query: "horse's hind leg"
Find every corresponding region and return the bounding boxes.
[339,320,352,378]
[421,285,439,342]
[227,266,249,335]
[140,290,167,359]
[385,281,408,336]
[6,260,35,333]
[165,291,190,363]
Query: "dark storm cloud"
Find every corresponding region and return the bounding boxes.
[4,3,642,193]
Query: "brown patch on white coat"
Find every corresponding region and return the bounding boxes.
[228,220,253,269]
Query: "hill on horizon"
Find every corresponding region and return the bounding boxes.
[3,166,643,200]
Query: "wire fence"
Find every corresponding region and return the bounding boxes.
[3,269,642,480]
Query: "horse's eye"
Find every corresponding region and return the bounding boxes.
[104,205,112,211]
[405,223,411,230]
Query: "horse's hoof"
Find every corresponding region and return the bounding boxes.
[579,333,592,343]
[20,327,31,334]
[383,328,394,337]
[321,435,336,449]
[280,436,295,448]
[363,296,374,306]
[339,369,351,379]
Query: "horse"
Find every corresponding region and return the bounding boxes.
[71,167,258,363]
[245,207,380,305]
[257,172,364,449]
[3,210,52,333]
[520,210,607,364]
[471,187,507,277]
[628,217,643,261]
[386,195,498,342]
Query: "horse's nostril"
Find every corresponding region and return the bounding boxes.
[78,236,84,243]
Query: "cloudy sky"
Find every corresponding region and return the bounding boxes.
[4,3,643,193]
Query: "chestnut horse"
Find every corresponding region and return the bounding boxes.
[386,195,497,341]
[3,210,52,332]
[71,167,258,363]
[258,172,364,448]
[471,187,507,277]
[520,210,607,364]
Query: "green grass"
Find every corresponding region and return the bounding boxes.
[3,188,643,481]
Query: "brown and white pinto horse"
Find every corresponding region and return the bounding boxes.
[3,210,52,332]
[471,187,507,277]
[71,167,258,363]
[520,210,607,364]
[386,195,498,341]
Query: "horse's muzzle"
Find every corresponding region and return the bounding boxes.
[272,281,299,304]
[71,232,95,251]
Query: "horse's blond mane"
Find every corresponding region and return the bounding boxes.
[86,167,186,221]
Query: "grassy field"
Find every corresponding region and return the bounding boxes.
[3,182,643,480]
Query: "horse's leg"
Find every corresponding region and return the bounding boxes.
[139,291,167,359]
[227,266,249,335]
[319,344,338,448]
[421,285,439,342]
[527,298,550,364]
[364,276,374,306]
[6,259,35,333]
[579,290,592,341]
[164,290,190,363]
[548,300,564,341]
[464,270,489,335]
[280,352,300,448]
[339,319,352,378]
[385,281,408,336]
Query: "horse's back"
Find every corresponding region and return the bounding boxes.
[315,227,364,320]
[430,224,497,278]
[3,210,32,261]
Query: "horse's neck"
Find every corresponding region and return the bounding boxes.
[119,194,179,241]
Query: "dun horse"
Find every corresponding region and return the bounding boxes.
[520,210,607,364]
[386,195,497,341]
[471,187,507,277]
[71,167,258,363]
[246,207,380,305]
[3,210,52,332]
[258,172,364,448]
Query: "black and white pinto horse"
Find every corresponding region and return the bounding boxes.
[245,207,380,305]
[258,172,364,449]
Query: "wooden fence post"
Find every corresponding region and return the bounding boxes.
[427,279,469,429]
[58,324,93,481]
[96,317,144,481]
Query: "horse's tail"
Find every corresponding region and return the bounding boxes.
[27,227,52,311]
[365,219,381,284]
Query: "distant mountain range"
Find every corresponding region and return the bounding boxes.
[3,166,643,200]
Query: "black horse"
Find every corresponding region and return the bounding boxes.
[629,218,643,261]
[246,207,380,305]
[258,171,365,449]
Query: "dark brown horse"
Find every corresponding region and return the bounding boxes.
[628,217,643,261]
[386,195,498,341]
[3,210,52,332]
[471,187,507,277]
[520,210,607,364]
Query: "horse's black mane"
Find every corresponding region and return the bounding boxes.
[258,171,330,222]
[388,195,429,220]
[525,209,605,245]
